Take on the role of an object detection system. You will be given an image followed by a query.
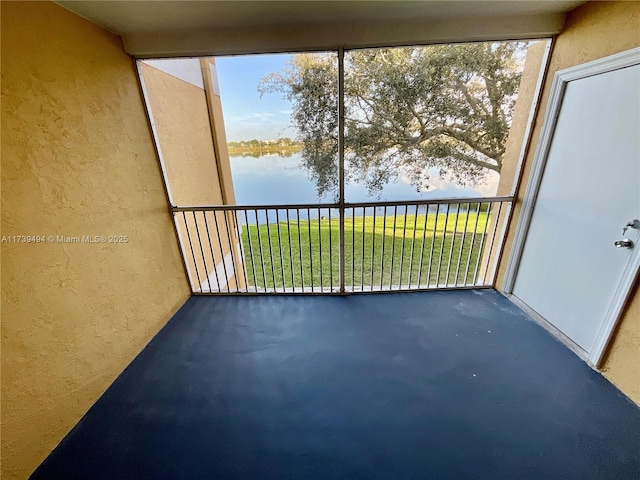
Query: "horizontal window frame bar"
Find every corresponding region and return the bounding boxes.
[172,196,513,212]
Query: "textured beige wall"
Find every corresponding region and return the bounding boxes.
[201,58,245,289]
[139,62,224,207]
[140,62,224,289]
[495,41,548,198]
[1,2,190,479]
[201,58,237,206]
[480,41,548,283]
[140,61,244,290]
[496,1,640,404]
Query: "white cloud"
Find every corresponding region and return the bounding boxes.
[398,169,500,197]
[229,112,277,122]
[473,172,500,196]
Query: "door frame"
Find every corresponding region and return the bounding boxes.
[502,46,640,367]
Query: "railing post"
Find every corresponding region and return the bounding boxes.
[338,47,346,294]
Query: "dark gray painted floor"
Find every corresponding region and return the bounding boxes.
[31,290,639,479]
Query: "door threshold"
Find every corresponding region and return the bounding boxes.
[505,293,593,368]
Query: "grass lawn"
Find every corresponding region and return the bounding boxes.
[239,211,494,290]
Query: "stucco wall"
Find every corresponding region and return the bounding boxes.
[139,61,224,207]
[139,61,243,291]
[479,41,548,282]
[200,58,244,289]
[1,2,191,479]
[495,41,548,198]
[496,1,640,404]
[201,58,237,206]
[139,61,224,290]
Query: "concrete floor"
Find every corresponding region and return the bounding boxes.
[31,290,639,479]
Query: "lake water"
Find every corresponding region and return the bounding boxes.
[230,153,499,205]
[230,153,500,223]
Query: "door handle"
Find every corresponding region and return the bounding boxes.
[614,239,634,249]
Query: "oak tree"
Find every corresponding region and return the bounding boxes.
[259,42,526,198]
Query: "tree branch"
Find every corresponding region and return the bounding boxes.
[454,78,489,117]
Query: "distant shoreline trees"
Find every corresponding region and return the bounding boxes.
[227,137,303,156]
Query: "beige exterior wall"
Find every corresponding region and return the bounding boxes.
[201,58,237,206]
[602,286,640,402]
[495,41,548,198]
[1,3,191,479]
[139,62,224,206]
[200,58,244,291]
[496,1,640,404]
[479,41,549,283]
[139,60,244,291]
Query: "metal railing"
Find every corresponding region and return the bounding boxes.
[172,196,512,294]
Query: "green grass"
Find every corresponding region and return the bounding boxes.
[239,211,493,289]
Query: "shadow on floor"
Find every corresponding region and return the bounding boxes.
[31,290,640,479]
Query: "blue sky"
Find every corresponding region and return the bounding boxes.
[216,54,295,142]
[215,53,499,200]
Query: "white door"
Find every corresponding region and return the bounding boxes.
[513,53,640,363]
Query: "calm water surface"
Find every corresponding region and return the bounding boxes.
[230,153,498,205]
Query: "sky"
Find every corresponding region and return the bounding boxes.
[215,52,500,199]
[216,54,295,142]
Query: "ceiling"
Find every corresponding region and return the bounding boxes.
[56,1,586,58]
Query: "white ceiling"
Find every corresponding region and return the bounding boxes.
[56,1,586,57]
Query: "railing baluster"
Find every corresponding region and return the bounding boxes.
[425,205,439,287]
[444,203,460,287]
[212,211,230,292]
[408,204,419,289]
[202,212,221,293]
[351,207,356,292]
[472,202,493,286]
[275,209,286,292]
[416,204,430,289]
[318,208,324,293]
[435,204,450,287]
[329,208,334,291]
[370,207,376,291]
[307,208,314,293]
[398,205,408,289]
[233,211,250,290]
[183,211,201,292]
[483,202,504,286]
[254,210,267,291]
[264,209,277,292]
[389,205,398,288]
[223,210,241,292]
[242,209,257,293]
[297,208,304,290]
[464,202,482,287]
[360,207,366,292]
[286,208,295,292]
[193,212,211,293]
[192,211,210,293]
[379,206,387,290]
[219,210,233,292]
[454,203,471,287]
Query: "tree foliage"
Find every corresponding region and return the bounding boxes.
[259,42,527,198]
